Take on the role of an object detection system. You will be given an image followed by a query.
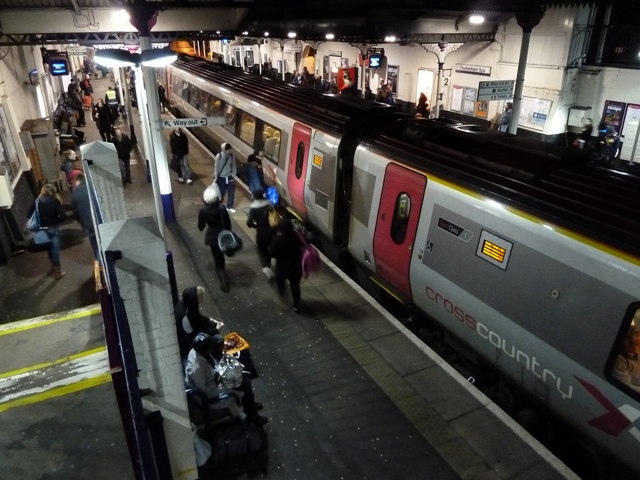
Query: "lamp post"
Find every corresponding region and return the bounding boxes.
[94,47,177,238]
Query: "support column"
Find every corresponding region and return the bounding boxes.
[422,42,463,118]
[509,8,545,134]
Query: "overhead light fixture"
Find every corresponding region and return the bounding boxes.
[112,9,129,23]
[325,33,335,40]
[94,48,177,69]
[242,30,249,36]
[264,31,270,37]
[384,35,396,42]
[469,14,485,24]
[287,32,297,39]
[216,30,221,34]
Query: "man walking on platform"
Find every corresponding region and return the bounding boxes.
[214,142,237,212]
[105,85,120,120]
[111,127,134,184]
[170,129,192,184]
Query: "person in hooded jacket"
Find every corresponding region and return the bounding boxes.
[270,218,304,313]
[246,187,275,279]
[174,286,222,356]
[198,184,231,292]
[27,183,67,279]
[214,142,237,212]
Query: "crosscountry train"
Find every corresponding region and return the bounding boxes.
[164,54,640,476]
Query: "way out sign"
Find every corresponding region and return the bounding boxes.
[162,117,225,128]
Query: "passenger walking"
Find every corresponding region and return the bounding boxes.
[246,187,275,279]
[105,85,120,119]
[80,74,93,97]
[60,149,82,188]
[198,184,231,292]
[93,98,114,142]
[214,142,237,213]
[71,173,100,263]
[245,151,264,198]
[27,183,67,279]
[270,218,304,313]
[170,129,192,184]
[111,127,134,184]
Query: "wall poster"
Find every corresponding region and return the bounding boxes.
[387,65,399,94]
[517,97,552,131]
[475,100,489,118]
[0,105,20,183]
[601,100,626,133]
[620,103,640,162]
[461,87,477,115]
[450,85,464,111]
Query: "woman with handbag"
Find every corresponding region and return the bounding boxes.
[198,184,231,292]
[27,183,67,279]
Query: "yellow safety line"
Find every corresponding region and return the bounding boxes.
[177,467,198,479]
[0,346,107,379]
[0,305,102,337]
[0,372,112,413]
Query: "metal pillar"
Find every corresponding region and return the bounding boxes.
[422,42,463,118]
[509,9,545,134]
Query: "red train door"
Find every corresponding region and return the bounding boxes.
[287,123,311,217]
[372,163,427,298]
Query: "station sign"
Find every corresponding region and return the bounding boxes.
[477,80,515,101]
[162,117,225,128]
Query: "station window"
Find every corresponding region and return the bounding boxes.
[238,111,256,146]
[224,105,237,133]
[262,122,281,163]
[390,193,411,244]
[608,304,640,398]
[294,141,305,179]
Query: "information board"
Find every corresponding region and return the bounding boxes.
[477,80,515,101]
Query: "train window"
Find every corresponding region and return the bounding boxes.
[238,111,256,146]
[390,193,411,244]
[181,80,190,103]
[197,90,209,114]
[262,122,281,164]
[173,76,183,98]
[188,84,200,110]
[207,96,223,117]
[295,141,305,179]
[224,105,237,133]
[608,306,640,398]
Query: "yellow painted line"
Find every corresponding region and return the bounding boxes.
[0,346,107,379]
[0,372,112,413]
[0,304,101,337]
[177,467,199,479]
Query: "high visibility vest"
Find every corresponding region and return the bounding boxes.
[105,90,118,104]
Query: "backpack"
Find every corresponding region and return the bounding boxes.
[295,231,321,277]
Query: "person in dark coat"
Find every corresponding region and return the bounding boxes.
[93,98,114,141]
[27,183,67,279]
[157,81,168,113]
[246,187,274,279]
[71,173,100,263]
[245,151,264,198]
[111,127,134,184]
[169,129,192,184]
[198,184,231,292]
[174,286,222,357]
[270,218,303,313]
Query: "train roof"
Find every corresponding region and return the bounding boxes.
[371,119,640,259]
[172,55,399,134]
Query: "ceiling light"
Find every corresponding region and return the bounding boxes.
[325,33,335,40]
[264,31,270,37]
[94,48,177,69]
[384,35,396,43]
[141,48,178,68]
[287,32,297,39]
[242,31,249,36]
[111,9,129,23]
[216,30,221,34]
[469,14,485,24]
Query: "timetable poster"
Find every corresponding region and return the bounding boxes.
[450,85,464,111]
[461,87,477,115]
[601,100,626,133]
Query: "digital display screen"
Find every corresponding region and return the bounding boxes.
[49,60,69,76]
[476,230,512,270]
[481,240,506,263]
[369,55,381,68]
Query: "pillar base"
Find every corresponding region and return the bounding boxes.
[161,193,176,222]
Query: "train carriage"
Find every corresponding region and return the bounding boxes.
[164,54,640,475]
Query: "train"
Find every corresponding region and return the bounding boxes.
[163,54,640,476]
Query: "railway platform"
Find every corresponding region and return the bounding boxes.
[0,75,577,479]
